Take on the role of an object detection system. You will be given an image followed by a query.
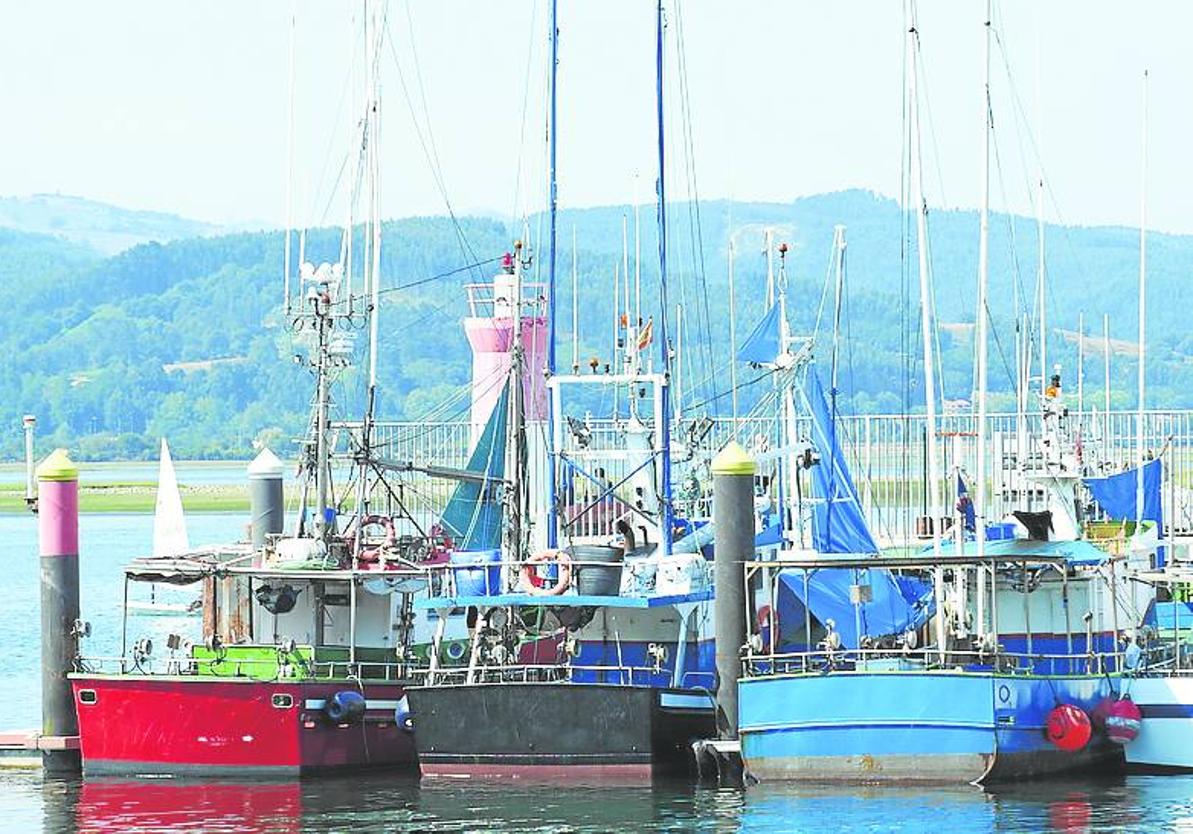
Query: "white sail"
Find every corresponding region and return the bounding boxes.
[152,438,189,557]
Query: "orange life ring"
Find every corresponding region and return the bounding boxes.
[357,514,396,561]
[520,550,573,596]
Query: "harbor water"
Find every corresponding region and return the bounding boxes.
[3,511,1193,831]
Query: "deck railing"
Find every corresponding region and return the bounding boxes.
[360,408,1193,547]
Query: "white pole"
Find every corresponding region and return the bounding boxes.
[675,304,684,423]
[728,239,739,426]
[975,0,992,639]
[1136,70,1149,525]
[1035,17,1046,398]
[1077,311,1085,425]
[283,7,296,315]
[367,0,381,392]
[1104,314,1111,461]
[572,226,579,372]
[907,6,946,661]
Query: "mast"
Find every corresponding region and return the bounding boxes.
[907,4,946,659]
[283,8,296,317]
[656,0,673,555]
[546,0,560,549]
[571,227,579,372]
[728,238,739,425]
[1104,314,1111,459]
[1136,70,1149,523]
[829,226,847,547]
[1035,24,1046,397]
[1077,311,1085,423]
[975,0,991,638]
[506,243,528,559]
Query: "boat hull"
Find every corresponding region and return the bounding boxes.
[739,671,1122,784]
[406,683,714,781]
[70,675,417,777]
[1122,676,1193,771]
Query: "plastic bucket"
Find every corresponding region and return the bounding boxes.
[450,549,502,596]
[568,544,624,597]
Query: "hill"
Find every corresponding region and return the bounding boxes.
[0,190,1182,461]
[0,194,225,256]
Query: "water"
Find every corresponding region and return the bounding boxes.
[5,512,1193,831]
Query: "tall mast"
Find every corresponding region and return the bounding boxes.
[1103,314,1111,457]
[728,238,739,425]
[1136,69,1149,523]
[1077,311,1085,422]
[656,0,673,555]
[283,8,296,317]
[974,0,992,637]
[546,0,560,549]
[1035,22,1046,397]
[829,226,847,547]
[907,3,946,658]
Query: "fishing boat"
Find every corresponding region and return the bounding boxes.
[733,5,1152,784]
[402,0,720,781]
[68,2,427,777]
[403,240,717,781]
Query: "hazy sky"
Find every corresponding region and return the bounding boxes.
[3,1,1189,233]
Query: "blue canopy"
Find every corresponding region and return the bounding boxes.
[440,387,508,551]
[798,369,880,555]
[1085,459,1164,565]
[738,303,782,365]
[944,536,1110,566]
[776,567,934,650]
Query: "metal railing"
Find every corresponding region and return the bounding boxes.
[740,645,1127,679]
[365,408,1193,547]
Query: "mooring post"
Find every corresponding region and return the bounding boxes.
[36,448,81,775]
[700,440,756,786]
[248,447,285,549]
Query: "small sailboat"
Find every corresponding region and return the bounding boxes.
[126,438,200,616]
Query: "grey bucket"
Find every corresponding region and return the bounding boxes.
[568,544,624,596]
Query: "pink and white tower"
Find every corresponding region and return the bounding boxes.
[463,248,549,444]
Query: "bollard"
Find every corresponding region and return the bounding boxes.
[36,448,81,775]
[247,448,285,549]
[712,440,756,742]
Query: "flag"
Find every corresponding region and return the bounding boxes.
[637,317,654,352]
[956,473,976,532]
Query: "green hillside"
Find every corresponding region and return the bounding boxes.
[0,190,1181,461]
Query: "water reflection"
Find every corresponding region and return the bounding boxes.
[6,770,1192,833]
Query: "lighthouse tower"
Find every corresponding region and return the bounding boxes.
[463,250,549,444]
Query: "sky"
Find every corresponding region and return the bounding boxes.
[2,1,1190,233]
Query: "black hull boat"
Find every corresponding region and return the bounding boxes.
[409,682,714,781]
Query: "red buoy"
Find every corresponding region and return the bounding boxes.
[1046,704,1092,752]
[1105,698,1143,745]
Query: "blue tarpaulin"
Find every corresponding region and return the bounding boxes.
[799,370,880,555]
[776,567,934,650]
[738,303,782,365]
[1084,458,1164,565]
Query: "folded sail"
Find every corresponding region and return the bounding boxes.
[440,387,509,551]
[799,369,879,555]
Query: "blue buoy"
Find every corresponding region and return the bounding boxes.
[324,690,366,724]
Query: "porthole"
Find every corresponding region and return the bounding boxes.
[271,693,294,709]
[78,690,97,705]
